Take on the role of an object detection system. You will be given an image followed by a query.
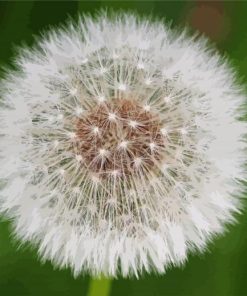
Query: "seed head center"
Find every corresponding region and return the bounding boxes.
[74,98,165,179]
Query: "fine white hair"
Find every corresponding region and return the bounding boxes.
[0,12,246,278]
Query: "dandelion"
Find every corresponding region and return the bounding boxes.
[0,12,246,278]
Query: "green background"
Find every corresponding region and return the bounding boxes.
[0,1,247,295]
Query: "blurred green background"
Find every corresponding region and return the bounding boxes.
[0,1,247,295]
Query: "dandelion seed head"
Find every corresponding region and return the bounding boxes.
[0,12,246,278]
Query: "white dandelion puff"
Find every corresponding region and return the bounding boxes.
[0,12,246,278]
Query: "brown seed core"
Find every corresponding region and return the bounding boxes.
[73,98,165,180]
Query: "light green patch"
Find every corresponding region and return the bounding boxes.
[87,277,112,296]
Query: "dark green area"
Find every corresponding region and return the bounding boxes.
[0,1,247,295]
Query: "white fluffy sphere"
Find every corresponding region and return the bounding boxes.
[0,12,246,277]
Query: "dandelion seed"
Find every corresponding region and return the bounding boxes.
[161,127,168,136]
[133,157,142,167]
[97,95,105,103]
[81,58,88,64]
[149,142,156,151]
[69,88,77,96]
[112,52,119,59]
[128,120,139,128]
[92,126,100,135]
[118,83,127,91]
[99,67,107,75]
[162,163,170,171]
[99,148,108,157]
[145,78,152,85]
[57,113,64,121]
[143,104,151,112]
[75,107,83,116]
[48,116,55,123]
[73,186,80,194]
[75,154,83,162]
[67,132,77,139]
[108,112,117,121]
[53,140,59,148]
[0,12,246,279]
[111,169,121,178]
[59,169,65,176]
[164,96,171,103]
[91,175,100,184]
[118,140,129,149]
[137,62,145,69]
[180,128,188,135]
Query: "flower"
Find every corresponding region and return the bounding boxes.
[0,12,246,278]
